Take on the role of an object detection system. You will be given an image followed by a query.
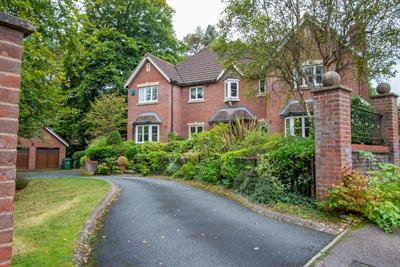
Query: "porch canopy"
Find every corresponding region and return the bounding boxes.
[209,107,255,123]
[280,99,314,117]
[133,112,162,125]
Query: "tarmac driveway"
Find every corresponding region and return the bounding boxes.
[95,177,333,267]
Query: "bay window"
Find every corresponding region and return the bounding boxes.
[135,125,159,143]
[138,85,158,103]
[284,116,313,138]
[224,79,239,101]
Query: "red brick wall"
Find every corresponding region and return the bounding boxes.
[127,59,172,142]
[0,16,33,267]
[370,93,400,165]
[312,84,353,198]
[18,129,67,170]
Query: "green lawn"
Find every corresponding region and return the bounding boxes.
[12,178,110,267]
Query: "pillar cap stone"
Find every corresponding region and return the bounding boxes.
[0,12,35,36]
[376,83,391,95]
[322,71,341,86]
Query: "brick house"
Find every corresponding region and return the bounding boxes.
[126,47,368,143]
[17,128,68,170]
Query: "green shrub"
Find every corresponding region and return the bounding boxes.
[15,177,30,190]
[133,151,170,175]
[220,149,248,187]
[257,136,314,195]
[85,145,118,162]
[195,157,221,184]
[165,153,183,176]
[168,132,184,141]
[106,130,123,145]
[191,124,230,157]
[250,174,285,205]
[71,151,85,168]
[124,141,141,161]
[237,169,258,197]
[176,161,199,179]
[95,157,120,175]
[328,164,400,232]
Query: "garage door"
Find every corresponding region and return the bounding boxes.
[16,148,29,169]
[36,148,60,169]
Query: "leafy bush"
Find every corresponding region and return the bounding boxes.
[72,151,85,168]
[133,151,170,175]
[220,149,248,187]
[15,177,30,190]
[195,157,221,184]
[105,130,124,145]
[328,164,400,232]
[124,141,141,161]
[168,132,184,141]
[257,136,314,195]
[250,174,285,205]
[96,158,120,175]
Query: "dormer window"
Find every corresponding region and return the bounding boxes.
[224,79,239,101]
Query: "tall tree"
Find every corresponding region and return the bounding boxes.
[217,0,400,114]
[183,25,219,55]
[84,93,127,139]
[0,0,79,138]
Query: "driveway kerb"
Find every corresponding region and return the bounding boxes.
[73,178,120,266]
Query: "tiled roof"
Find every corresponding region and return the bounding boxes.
[134,113,162,125]
[129,48,224,86]
[280,99,314,116]
[146,53,183,83]
[209,107,255,123]
[175,48,223,85]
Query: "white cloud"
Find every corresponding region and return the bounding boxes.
[167,0,225,39]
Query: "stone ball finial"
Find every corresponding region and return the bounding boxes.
[322,71,341,86]
[376,83,391,94]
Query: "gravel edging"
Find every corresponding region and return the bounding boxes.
[73,178,120,266]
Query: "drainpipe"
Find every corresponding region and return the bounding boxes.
[170,82,174,133]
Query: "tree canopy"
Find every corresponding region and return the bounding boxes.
[183,25,219,55]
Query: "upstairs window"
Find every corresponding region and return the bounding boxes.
[295,64,324,88]
[146,63,151,72]
[259,79,266,95]
[224,79,239,101]
[138,85,158,103]
[284,116,313,138]
[189,87,204,101]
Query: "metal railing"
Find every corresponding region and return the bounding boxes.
[351,105,384,145]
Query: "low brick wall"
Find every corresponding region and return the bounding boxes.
[352,144,392,173]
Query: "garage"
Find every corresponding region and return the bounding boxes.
[16,148,29,169]
[35,148,60,169]
[17,128,68,170]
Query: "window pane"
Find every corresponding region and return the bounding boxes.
[152,86,158,101]
[190,126,196,133]
[190,88,196,100]
[225,83,229,97]
[293,117,302,136]
[151,126,158,141]
[197,88,203,99]
[139,89,144,102]
[259,80,266,93]
[144,126,149,141]
[146,87,151,101]
[197,126,203,133]
[231,82,238,97]
[137,126,143,142]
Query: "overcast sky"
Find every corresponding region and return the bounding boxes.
[166,0,400,95]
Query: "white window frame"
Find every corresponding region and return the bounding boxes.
[284,115,313,138]
[138,85,158,104]
[224,79,240,101]
[189,86,204,101]
[188,123,204,138]
[135,124,159,143]
[258,79,266,95]
[294,64,324,89]
[146,62,151,72]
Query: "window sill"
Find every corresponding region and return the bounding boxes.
[224,98,240,102]
[187,99,205,104]
[257,93,266,97]
[137,101,158,106]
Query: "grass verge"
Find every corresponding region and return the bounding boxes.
[12,178,110,267]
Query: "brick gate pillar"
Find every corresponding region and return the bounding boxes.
[0,13,34,267]
[312,71,352,199]
[370,83,399,165]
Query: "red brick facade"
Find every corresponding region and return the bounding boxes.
[0,13,34,267]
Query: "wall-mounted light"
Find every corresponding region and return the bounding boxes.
[130,89,136,96]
